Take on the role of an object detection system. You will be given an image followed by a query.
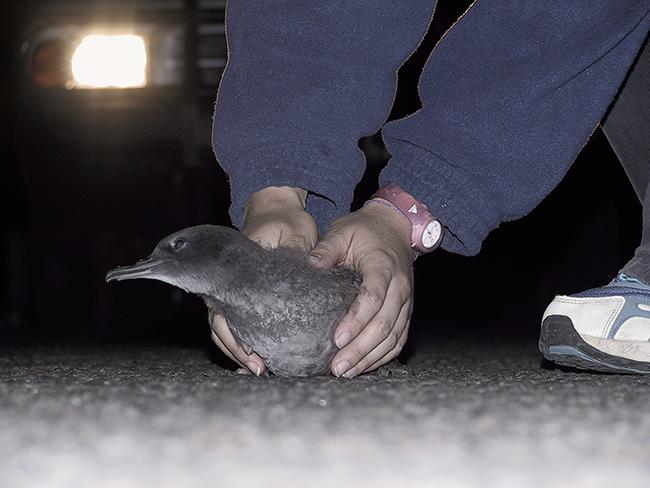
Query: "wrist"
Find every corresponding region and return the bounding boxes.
[245,186,308,218]
[362,200,412,247]
[367,183,443,254]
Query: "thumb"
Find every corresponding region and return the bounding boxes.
[309,232,346,269]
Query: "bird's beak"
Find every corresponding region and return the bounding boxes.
[105,257,167,283]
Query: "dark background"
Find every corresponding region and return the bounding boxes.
[0,1,641,351]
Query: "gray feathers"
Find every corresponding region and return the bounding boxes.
[106,225,360,377]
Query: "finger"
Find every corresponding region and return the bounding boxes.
[331,278,405,377]
[365,322,410,374]
[334,296,408,378]
[309,230,347,269]
[210,314,266,376]
[351,301,411,376]
[211,315,265,374]
[210,331,241,365]
[207,311,241,364]
[331,257,398,351]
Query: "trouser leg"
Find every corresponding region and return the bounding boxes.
[380,1,650,256]
[213,1,436,231]
[603,37,650,201]
[605,36,650,284]
[621,183,650,284]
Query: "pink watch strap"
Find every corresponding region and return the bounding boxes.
[367,183,443,254]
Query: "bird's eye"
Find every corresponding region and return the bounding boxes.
[171,238,186,251]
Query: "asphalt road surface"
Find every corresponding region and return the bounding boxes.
[2,338,650,488]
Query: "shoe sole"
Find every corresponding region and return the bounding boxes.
[539,315,650,374]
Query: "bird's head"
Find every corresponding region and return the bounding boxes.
[106,225,248,295]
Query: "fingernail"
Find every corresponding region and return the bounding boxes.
[335,331,351,349]
[246,362,261,376]
[309,254,321,262]
[342,367,357,379]
[333,361,350,377]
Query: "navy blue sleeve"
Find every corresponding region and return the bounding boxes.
[381,1,650,255]
[212,0,435,233]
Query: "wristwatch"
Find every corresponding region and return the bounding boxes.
[365,182,444,254]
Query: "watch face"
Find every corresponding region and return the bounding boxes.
[421,221,442,248]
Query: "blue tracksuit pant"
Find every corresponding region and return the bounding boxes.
[213,1,650,256]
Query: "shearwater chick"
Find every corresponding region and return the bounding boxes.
[106,225,360,377]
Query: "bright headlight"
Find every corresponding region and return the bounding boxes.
[71,35,147,89]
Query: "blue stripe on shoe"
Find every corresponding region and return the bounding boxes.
[570,274,650,340]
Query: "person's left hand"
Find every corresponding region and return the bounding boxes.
[309,202,415,378]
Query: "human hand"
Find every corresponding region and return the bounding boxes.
[209,186,317,375]
[309,201,415,378]
[241,186,317,252]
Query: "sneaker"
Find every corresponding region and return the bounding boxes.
[539,274,650,373]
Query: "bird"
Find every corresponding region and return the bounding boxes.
[106,225,360,377]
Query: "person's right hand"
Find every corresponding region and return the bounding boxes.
[209,186,318,375]
[308,202,414,378]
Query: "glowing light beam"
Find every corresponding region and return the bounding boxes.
[71,35,147,89]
